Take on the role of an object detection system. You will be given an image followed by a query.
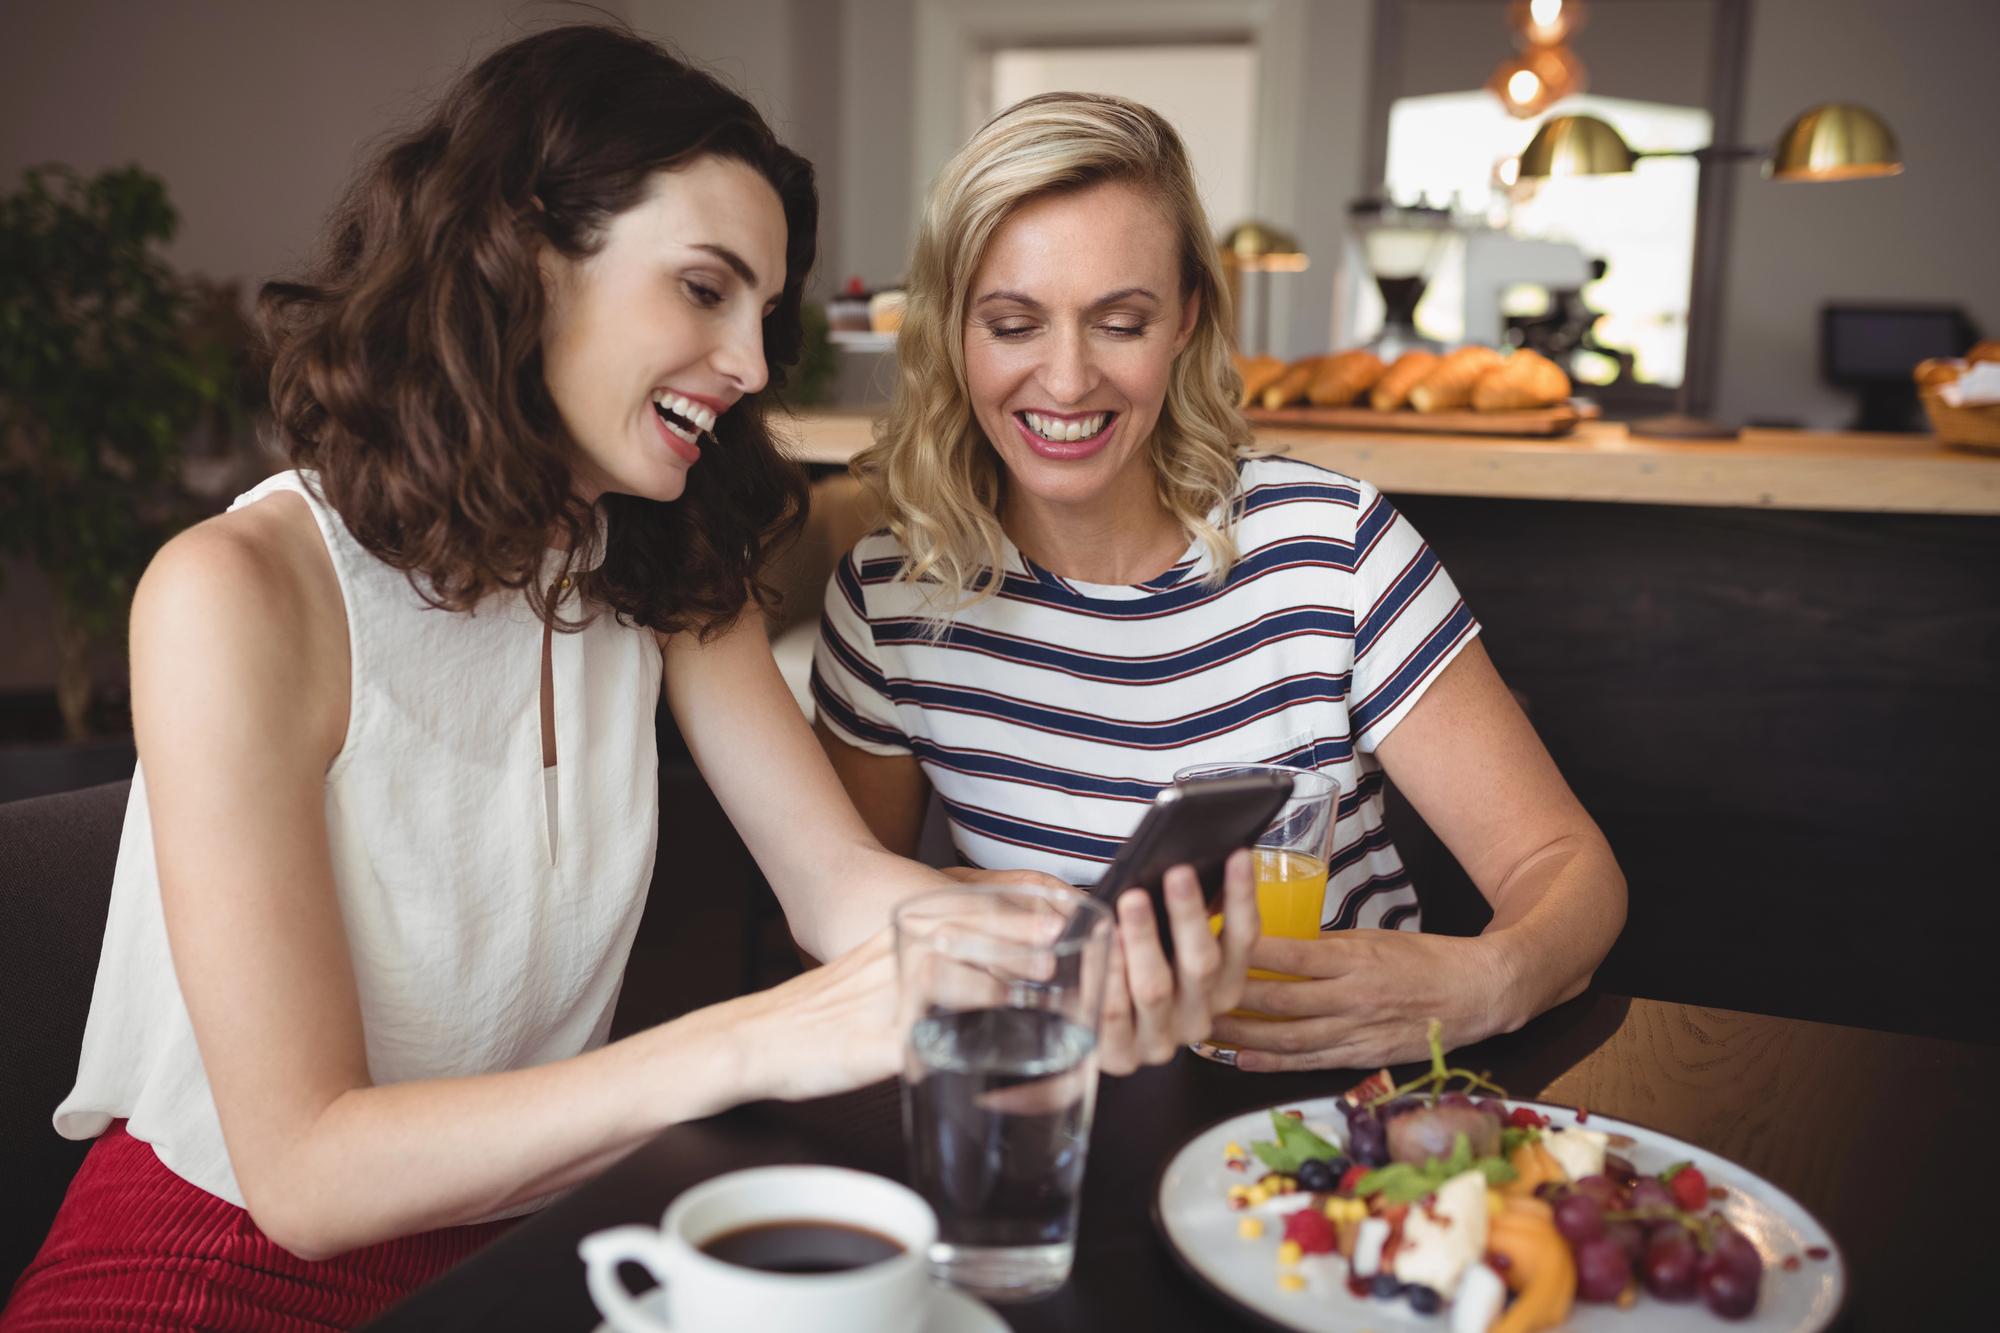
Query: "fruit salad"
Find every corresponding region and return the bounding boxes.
[1223,1022,1809,1329]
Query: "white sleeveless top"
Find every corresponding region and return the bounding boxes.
[55,471,663,1215]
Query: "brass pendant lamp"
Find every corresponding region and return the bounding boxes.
[1518,103,1903,183]
[1516,103,1904,439]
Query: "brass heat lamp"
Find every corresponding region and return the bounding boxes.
[1516,103,1905,439]
[1766,103,1904,181]
[1518,103,1904,183]
[1218,221,1308,357]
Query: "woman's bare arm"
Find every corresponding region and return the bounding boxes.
[662,615,956,962]
[1208,638,1627,1069]
[673,616,1264,1072]
[141,495,898,1259]
[812,719,932,861]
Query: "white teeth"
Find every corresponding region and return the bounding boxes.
[1023,411,1107,443]
[653,391,718,435]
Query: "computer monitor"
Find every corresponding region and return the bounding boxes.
[1821,304,1980,431]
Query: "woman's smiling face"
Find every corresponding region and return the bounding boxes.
[963,179,1198,518]
[539,155,788,505]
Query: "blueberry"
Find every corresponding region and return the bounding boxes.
[1371,1272,1404,1299]
[1296,1158,1336,1192]
[1406,1284,1443,1315]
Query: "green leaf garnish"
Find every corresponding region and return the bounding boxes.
[1353,1132,1518,1204]
[1500,1125,1542,1156]
[1249,1110,1340,1174]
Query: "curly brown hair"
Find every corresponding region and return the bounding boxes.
[259,23,811,637]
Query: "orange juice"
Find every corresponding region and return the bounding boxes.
[1250,848,1329,943]
[1207,849,1328,1033]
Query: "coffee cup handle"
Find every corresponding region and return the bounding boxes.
[579,1226,676,1332]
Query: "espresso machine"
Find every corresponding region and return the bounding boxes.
[1345,198,1592,359]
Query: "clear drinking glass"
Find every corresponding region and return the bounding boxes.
[894,885,1114,1302]
[1172,762,1339,1062]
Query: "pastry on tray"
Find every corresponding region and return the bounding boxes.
[1409,346,1504,413]
[1369,350,1440,411]
[1234,353,1287,409]
[1471,347,1572,411]
[1308,350,1386,406]
[1260,355,1326,410]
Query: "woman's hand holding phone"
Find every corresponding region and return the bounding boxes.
[1096,849,1259,1074]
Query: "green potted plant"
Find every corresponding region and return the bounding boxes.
[0,164,226,741]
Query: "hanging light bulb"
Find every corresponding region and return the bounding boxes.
[1508,0,1587,45]
[1487,43,1585,118]
[1492,0,1588,118]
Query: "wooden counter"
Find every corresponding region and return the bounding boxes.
[776,412,2000,516]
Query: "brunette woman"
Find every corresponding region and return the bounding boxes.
[3,32,1254,1330]
[813,93,1626,1074]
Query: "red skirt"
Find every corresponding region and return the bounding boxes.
[3,1122,512,1332]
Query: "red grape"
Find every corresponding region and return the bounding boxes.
[1574,1237,1632,1302]
[1708,1225,1763,1280]
[1700,1264,1760,1318]
[1644,1226,1699,1300]
[1572,1174,1623,1209]
[1554,1193,1606,1243]
[1628,1178,1677,1223]
[1604,1220,1646,1264]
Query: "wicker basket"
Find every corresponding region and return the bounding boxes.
[1922,389,2000,452]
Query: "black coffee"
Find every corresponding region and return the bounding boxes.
[698,1221,904,1274]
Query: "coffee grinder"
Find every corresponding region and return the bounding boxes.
[1349,199,1454,361]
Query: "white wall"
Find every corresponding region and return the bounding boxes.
[0,0,632,691]
[1711,0,2000,428]
[0,0,595,293]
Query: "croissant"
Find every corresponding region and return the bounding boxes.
[1261,356,1327,410]
[1914,358,1963,388]
[1967,340,2000,366]
[1237,355,1287,408]
[1471,348,1572,411]
[1409,346,1504,413]
[1369,351,1441,411]
[1308,350,1387,406]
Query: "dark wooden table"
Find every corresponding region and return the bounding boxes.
[363,994,1993,1332]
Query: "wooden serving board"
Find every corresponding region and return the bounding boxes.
[1245,402,1589,437]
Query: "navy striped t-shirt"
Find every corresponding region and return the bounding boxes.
[811,456,1479,932]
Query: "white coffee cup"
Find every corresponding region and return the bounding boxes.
[578,1166,938,1333]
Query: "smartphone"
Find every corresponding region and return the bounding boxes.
[1087,771,1294,958]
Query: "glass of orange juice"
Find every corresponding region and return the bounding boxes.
[1173,762,1338,1061]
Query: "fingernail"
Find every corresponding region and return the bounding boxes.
[1193,1042,1239,1067]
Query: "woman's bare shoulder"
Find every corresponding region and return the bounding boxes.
[132,490,350,758]
[139,491,341,632]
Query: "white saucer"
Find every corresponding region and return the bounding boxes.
[590,1280,1007,1333]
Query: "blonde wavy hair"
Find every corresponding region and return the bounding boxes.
[851,92,1253,614]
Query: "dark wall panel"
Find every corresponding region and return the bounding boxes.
[1391,493,2000,1044]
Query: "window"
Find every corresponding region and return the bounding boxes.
[1378,91,1710,387]
[985,43,1259,237]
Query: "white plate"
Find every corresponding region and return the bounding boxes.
[1153,1098,1846,1333]
[590,1279,1007,1333]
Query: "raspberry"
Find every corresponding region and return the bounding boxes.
[1507,1106,1549,1129]
[1339,1164,1371,1195]
[1283,1206,1338,1255]
[1669,1166,1709,1212]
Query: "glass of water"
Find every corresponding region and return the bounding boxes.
[893,885,1114,1302]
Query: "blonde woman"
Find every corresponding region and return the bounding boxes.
[812,93,1626,1071]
